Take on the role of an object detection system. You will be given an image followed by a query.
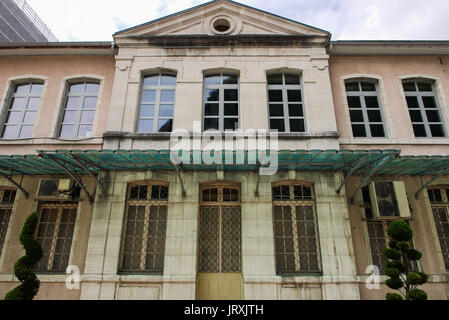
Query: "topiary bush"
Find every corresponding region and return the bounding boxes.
[383,220,428,300]
[4,212,43,300]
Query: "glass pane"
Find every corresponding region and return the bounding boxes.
[144,75,159,86]
[204,118,219,130]
[409,110,423,122]
[66,97,81,109]
[140,105,155,118]
[138,119,153,133]
[268,90,283,102]
[270,119,285,132]
[69,83,84,93]
[422,96,437,109]
[287,90,302,102]
[412,124,427,137]
[417,82,433,92]
[160,90,175,102]
[367,110,382,122]
[85,83,99,93]
[267,73,283,85]
[63,110,78,123]
[430,125,445,137]
[403,82,416,91]
[224,103,238,116]
[81,111,95,123]
[347,96,361,108]
[370,124,385,137]
[5,111,21,124]
[23,111,36,124]
[30,84,43,94]
[158,119,173,132]
[224,118,238,131]
[352,124,366,137]
[78,125,92,138]
[365,96,379,108]
[345,82,359,92]
[406,96,419,108]
[27,97,40,109]
[205,103,219,116]
[159,105,174,117]
[269,104,284,117]
[10,97,25,109]
[160,74,176,85]
[142,90,156,103]
[224,89,238,101]
[223,74,238,84]
[15,84,30,93]
[426,110,441,123]
[60,125,74,138]
[350,110,364,123]
[288,104,303,117]
[290,119,305,132]
[2,126,17,138]
[205,89,219,101]
[285,74,300,85]
[361,82,376,91]
[83,97,97,109]
[205,74,221,85]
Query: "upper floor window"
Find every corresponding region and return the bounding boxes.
[203,73,239,131]
[403,80,446,138]
[1,82,43,139]
[138,73,176,133]
[267,73,305,133]
[345,80,386,138]
[428,187,449,270]
[59,81,99,139]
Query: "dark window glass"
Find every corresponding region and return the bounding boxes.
[352,124,367,137]
[204,118,219,130]
[345,82,359,92]
[269,90,283,102]
[290,119,305,133]
[269,104,284,117]
[413,124,427,137]
[347,96,361,108]
[270,119,285,132]
[267,74,283,85]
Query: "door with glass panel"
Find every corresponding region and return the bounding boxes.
[197,184,242,300]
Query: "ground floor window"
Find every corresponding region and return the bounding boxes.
[428,187,449,270]
[0,188,16,256]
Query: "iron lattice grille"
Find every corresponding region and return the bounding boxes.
[428,187,449,270]
[272,183,321,275]
[0,189,16,255]
[119,183,168,273]
[36,201,78,272]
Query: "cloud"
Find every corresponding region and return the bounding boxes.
[25,0,449,41]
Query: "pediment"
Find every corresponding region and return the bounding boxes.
[114,0,329,39]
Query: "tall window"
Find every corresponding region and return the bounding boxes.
[403,80,446,138]
[203,73,239,131]
[119,183,169,273]
[35,201,78,272]
[0,188,16,256]
[138,73,176,133]
[428,187,449,270]
[267,73,305,133]
[345,80,386,138]
[59,81,99,139]
[272,183,321,275]
[2,82,43,139]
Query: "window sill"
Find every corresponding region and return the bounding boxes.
[0,137,103,145]
[340,137,449,145]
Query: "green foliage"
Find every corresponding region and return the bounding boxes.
[406,249,422,261]
[388,240,399,250]
[387,221,413,242]
[386,278,403,290]
[416,272,429,285]
[386,260,405,273]
[383,248,401,260]
[407,289,428,301]
[386,293,404,300]
[384,267,400,278]
[397,241,410,251]
[406,273,422,286]
[4,212,43,300]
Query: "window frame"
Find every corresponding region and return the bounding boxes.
[137,73,176,133]
[202,72,240,132]
[402,79,446,138]
[267,72,306,133]
[345,79,387,138]
[0,188,16,257]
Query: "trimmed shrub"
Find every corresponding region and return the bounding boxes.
[386,293,404,300]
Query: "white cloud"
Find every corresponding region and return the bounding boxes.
[25,0,449,41]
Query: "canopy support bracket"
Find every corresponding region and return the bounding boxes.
[414,167,449,200]
[162,155,186,198]
[336,155,369,194]
[69,154,108,197]
[255,165,261,197]
[0,171,29,199]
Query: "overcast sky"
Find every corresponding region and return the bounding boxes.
[25,0,449,42]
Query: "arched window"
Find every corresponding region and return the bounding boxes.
[402,79,446,138]
[0,188,16,256]
[345,79,386,138]
[138,73,176,133]
[1,81,43,139]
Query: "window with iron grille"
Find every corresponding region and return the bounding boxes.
[203,73,239,131]
[345,79,386,138]
[267,73,305,133]
[119,183,169,273]
[1,82,43,139]
[138,73,176,133]
[272,183,321,275]
[403,80,446,138]
[35,201,78,273]
[59,81,99,139]
[428,187,449,270]
[0,188,16,256]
